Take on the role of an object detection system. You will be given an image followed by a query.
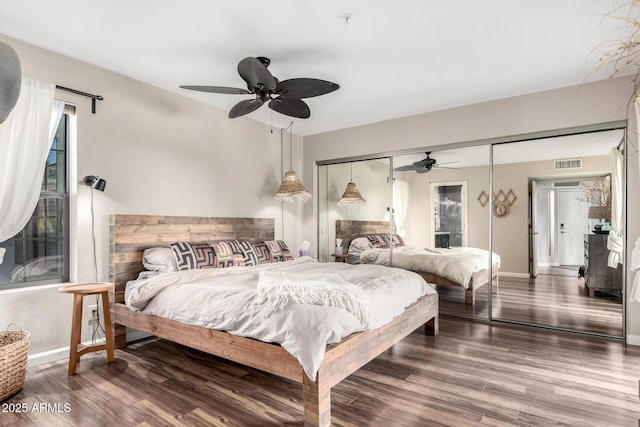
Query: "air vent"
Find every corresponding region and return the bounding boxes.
[554,159,582,170]
[553,181,580,187]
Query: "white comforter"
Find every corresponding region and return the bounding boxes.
[358,246,500,288]
[125,257,434,380]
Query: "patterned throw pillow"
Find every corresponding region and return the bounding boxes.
[264,240,294,262]
[211,241,246,268]
[251,242,272,264]
[366,234,390,249]
[170,242,217,270]
[391,234,405,247]
[230,240,259,267]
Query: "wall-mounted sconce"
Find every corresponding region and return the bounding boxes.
[84,175,106,192]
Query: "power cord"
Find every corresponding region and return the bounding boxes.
[89,187,106,343]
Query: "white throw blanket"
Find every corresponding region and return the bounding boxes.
[256,271,371,328]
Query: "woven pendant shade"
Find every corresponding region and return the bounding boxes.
[338,181,366,207]
[274,121,311,203]
[274,170,312,202]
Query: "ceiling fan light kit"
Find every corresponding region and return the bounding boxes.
[181,56,339,119]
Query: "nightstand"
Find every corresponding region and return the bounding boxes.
[331,254,352,263]
[59,282,115,375]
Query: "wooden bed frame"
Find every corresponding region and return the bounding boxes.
[109,214,438,427]
[336,219,498,305]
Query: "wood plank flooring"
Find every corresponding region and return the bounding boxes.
[439,273,623,336]
[3,317,639,426]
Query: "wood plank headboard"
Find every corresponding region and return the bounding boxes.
[109,215,274,303]
[335,220,391,252]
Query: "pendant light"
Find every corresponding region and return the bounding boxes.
[338,163,366,207]
[274,122,311,203]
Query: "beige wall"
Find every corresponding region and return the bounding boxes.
[0,34,306,362]
[303,76,640,342]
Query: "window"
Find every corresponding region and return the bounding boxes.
[0,113,70,288]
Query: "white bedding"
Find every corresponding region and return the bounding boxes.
[358,246,500,288]
[125,257,434,380]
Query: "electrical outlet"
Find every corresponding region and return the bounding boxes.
[88,304,99,325]
[88,304,98,317]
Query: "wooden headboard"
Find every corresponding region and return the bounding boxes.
[335,220,391,252]
[109,215,274,304]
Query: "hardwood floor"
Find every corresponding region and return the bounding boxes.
[3,317,640,426]
[439,273,623,336]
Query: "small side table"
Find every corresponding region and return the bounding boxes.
[59,282,115,375]
[331,254,352,263]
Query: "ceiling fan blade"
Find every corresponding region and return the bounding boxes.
[238,57,276,91]
[394,165,420,171]
[276,78,340,99]
[435,160,460,166]
[228,99,264,118]
[434,165,459,170]
[269,98,311,119]
[180,85,251,95]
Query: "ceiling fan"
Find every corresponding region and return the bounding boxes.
[180,56,340,119]
[394,152,459,174]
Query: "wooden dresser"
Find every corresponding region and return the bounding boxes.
[583,233,622,298]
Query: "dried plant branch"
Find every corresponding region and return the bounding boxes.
[595,1,640,72]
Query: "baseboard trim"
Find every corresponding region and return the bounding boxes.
[627,335,640,346]
[27,337,106,368]
[498,272,530,279]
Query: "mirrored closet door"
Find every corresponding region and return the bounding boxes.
[490,129,625,337]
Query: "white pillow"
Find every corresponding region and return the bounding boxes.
[142,247,178,272]
[0,247,5,265]
[349,237,373,254]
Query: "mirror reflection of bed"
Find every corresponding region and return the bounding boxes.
[336,220,499,306]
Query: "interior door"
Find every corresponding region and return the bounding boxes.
[557,188,589,266]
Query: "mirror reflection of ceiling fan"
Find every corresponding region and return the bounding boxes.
[394,152,459,174]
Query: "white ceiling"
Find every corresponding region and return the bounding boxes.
[0,1,634,136]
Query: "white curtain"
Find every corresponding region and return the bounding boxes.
[0,77,64,243]
[606,146,624,267]
[393,179,410,237]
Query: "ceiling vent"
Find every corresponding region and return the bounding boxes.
[554,158,582,170]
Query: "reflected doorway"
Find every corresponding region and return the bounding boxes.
[429,182,467,248]
[531,179,592,276]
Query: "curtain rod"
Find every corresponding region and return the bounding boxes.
[55,85,103,114]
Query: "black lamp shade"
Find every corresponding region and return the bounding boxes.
[84,175,106,192]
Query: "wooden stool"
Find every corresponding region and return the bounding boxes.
[59,282,115,375]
